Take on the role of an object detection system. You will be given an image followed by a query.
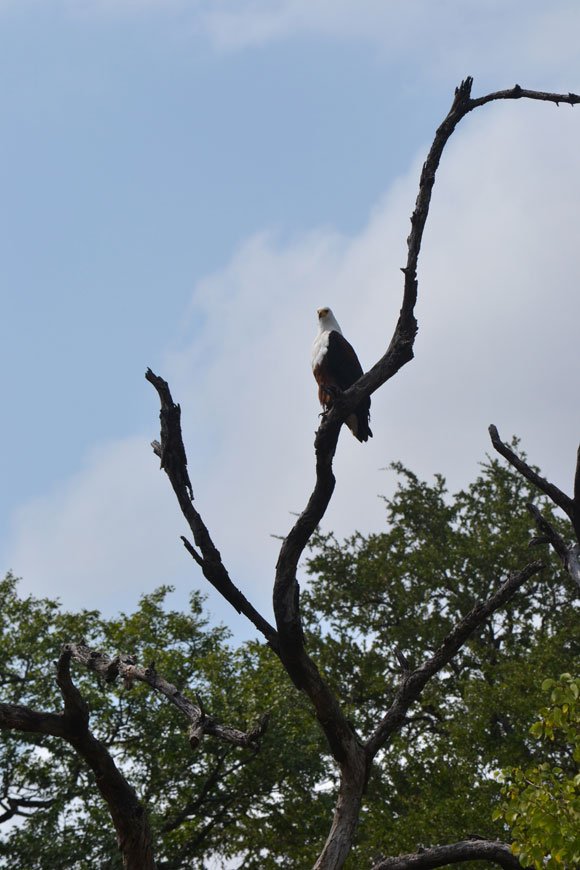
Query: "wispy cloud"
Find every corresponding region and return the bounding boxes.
[7,1,578,93]
[199,0,580,82]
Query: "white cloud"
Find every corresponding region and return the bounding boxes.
[5,99,580,634]
[201,0,450,51]
[6,436,189,613]
[200,0,580,84]
[12,0,580,92]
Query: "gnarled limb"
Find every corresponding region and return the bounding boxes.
[146,369,361,767]
[65,642,268,750]
[488,425,575,520]
[273,77,579,739]
[365,561,543,758]
[1,643,268,867]
[371,838,527,870]
[1,648,156,870]
[146,368,279,652]
[489,425,580,588]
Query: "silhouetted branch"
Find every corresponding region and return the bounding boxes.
[0,795,58,824]
[0,702,68,740]
[372,838,526,870]
[470,83,580,109]
[527,505,580,590]
[365,561,543,758]
[488,425,580,589]
[144,78,578,870]
[146,368,279,652]
[488,425,574,518]
[1,648,157,870]
[273,78,577,714]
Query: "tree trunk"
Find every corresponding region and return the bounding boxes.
[313,751,367,870]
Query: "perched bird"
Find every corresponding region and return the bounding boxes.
[311,307,372,442]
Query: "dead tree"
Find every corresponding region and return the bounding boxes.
[146,79,579,869]
[2,78,579,869]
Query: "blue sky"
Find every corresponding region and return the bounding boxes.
[0,2,438,506]
[2,1,580,637]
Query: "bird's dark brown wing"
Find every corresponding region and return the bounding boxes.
[326,331,364,389]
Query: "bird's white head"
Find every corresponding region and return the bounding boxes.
[316,306,342,335]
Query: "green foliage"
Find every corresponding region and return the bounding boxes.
[1,446,579,867]
[302,452,579,866]
[0,575,325,868]
[495,674,580,869]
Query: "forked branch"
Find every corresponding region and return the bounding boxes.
[273,76,578,740]
[1,649,156,870]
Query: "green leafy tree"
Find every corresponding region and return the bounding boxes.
[0,574,324,869]
[1,453,578,868]
[495,674,580,869]
[301,455,579,866]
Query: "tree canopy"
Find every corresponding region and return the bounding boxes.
[495,674,580,870]
[1,451,578,868]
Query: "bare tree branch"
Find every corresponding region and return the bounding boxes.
[488,425,574,519]
[271,78,486,771]
[1,649,157,870]
[365,561,543,758]
[488,426,580,588]
[371,838,527,870]
[469,83,580,109]
[0,703,69,740]
[145,368,279,651]
[527,505,580,590]
[145,370,360,766]
[66,642,268,750]
[272,78,578,731]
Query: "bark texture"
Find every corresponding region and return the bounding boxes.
[372,838,527,870]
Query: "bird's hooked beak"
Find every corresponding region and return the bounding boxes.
[317,307,330,319]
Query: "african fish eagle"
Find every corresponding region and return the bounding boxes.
[311,307,372,442]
